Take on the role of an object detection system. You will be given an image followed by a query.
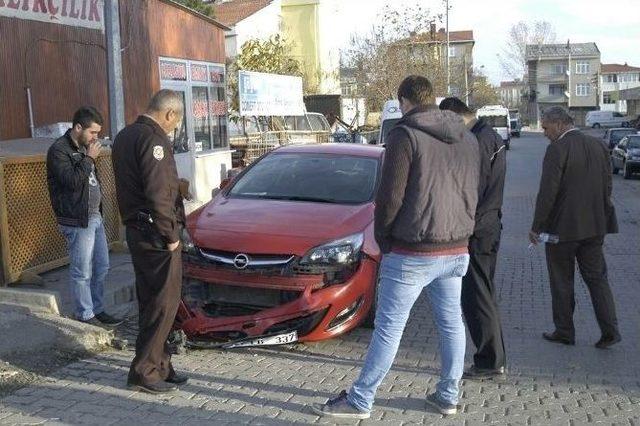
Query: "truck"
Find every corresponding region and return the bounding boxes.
[477,105,511,149]
[304,94,367,129]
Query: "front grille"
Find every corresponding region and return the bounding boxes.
[183,279,300,317]
[192,248,296,275]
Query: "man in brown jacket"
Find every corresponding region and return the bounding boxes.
[112,90,188,394]
[530,106,620,349]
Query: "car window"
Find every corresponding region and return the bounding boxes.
[283,116,296,130]
[628,137,640,149]
[308,114,328,131]
[229,153,379,204]
[611,130,636,144]
[296,115,311,131]
[482,116,509,127]
[613,112,623,117]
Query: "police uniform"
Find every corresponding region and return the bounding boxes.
[111,115,185,387]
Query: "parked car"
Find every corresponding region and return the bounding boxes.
[509,117,521,137]
[477,105,511,149]
[176,144,384,346]
[602,128,637,152]
[585,111,631,128]
[376,99,403,145]
[611,134,640,179]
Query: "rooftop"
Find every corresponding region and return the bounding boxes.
[211,0,273,26]
[413,29,474,43]
[601,63,640,73]
[525,42,599,60]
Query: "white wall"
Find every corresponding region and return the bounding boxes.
[316,0,341,94]
[226,0,282,59]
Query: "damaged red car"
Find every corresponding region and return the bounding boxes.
[175,144,384,347]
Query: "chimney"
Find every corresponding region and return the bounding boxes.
[430,23,436,39]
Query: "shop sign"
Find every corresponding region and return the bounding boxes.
[0,0,104,31]
[238,70,304,117]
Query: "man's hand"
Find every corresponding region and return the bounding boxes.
[167,241,180,251]
[528,231,539,245]
[178,178,193,201]
[87,140,102,160]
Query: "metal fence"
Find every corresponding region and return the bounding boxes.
[230,131,332,167]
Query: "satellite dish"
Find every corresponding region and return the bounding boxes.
[564,91,570,98]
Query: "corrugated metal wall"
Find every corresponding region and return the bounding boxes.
[0,17,109,140]
[0,0,226,140]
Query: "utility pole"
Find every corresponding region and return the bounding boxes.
[463,54,469,104]
[445,0,450,95]
[566,39,571,109]
[104,0,125,139]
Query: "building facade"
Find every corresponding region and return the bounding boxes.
[0,0,233,211]
[526,42,600,126]
[498,80,526,109]
[599,63,640,114]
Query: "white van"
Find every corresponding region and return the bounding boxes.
[477,105,511,150]
[585,111,630,129]
[376,100,403,145]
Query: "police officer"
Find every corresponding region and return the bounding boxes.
[439,97,507,380]
[112,89,187,394]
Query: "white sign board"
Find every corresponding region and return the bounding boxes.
[0,0,105,31]
[238,70,305,116]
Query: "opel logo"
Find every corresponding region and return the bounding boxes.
[233,253,250,270]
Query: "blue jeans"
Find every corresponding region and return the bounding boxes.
[348,251,469,411]
[59,214,110,320]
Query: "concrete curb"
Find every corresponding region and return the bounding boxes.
[0,288,61,315]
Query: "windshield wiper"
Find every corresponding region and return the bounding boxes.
[264,195,339,203]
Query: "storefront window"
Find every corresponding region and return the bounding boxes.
[159,58,228,154]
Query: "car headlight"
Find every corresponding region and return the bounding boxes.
[181,228,197,254]
[300,233,364,266]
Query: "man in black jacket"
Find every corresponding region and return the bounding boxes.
[313,76,479,419]
[440,97,507,380]
[530,106,620,349]
[112,90,187,394]
[46,107,122,327]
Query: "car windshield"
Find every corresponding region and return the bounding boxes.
[380,118,402,144]
[229,153,379,204]
[628,137,640,149]
[482,115,508,127]
[611,130,636,143]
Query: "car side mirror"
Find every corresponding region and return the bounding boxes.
[211,187,221,199]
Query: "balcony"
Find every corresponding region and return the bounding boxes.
[536,73,568,83]
[537,94,567,103]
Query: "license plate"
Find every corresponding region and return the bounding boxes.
[222,331,298,349]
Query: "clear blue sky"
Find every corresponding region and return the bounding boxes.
[334,0,640,85]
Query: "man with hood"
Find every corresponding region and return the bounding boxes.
[439,97,507,380]
[312,75,480,419]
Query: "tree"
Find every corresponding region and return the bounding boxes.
[227,35,304,112]
[498,21,557,80]
[468,71,499,109]
[174,0,215,18]
[343,3,449,112]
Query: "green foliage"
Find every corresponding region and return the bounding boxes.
[227,35,304,112]
[173,0,215,18]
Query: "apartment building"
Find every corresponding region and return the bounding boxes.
[600,63,640,114]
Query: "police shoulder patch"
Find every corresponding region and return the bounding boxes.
[153,145,164,161]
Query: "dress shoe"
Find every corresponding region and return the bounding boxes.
[595,334,621,349]
[165,374,189,386]
[95,312,124,326]
[127,380,178,394]
[462,365,506,380]
[542,331,575,345]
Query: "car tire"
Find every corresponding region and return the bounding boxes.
[623,161,632,179]
[593,123,601,129]
[362,274,380,329]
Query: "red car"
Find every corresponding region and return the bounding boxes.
[176,143,384,347]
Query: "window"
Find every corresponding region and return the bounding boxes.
[576,62,590,74]
[549,84,566,96]
[448,46,456,57]
[552,63,567,75]
[619,73,639,83]
[576,83,591,96]
[603,93,614,104]
[159,58,228,154]
[605,74,617,83]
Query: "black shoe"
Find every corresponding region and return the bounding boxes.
[79,316,104,327]
[127,381,178,394]
[95,312,124,326]
[542,331,575,345]
[462,365,506,380]
[165,374,188,386]
[595,334,621,349]
[310,390,370,419]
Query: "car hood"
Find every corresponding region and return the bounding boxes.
[188,196,374,256]
[628,148,640,156]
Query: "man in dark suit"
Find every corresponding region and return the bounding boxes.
[530,106,620,349]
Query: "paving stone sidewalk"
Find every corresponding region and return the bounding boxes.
[1,132,639,425]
